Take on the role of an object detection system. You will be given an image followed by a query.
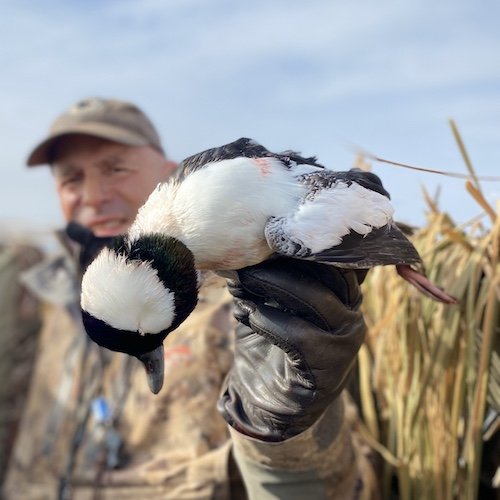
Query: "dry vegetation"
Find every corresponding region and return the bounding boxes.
[358,123,499,499]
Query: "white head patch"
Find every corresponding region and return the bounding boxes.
[81,248,175,334]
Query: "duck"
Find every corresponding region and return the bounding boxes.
[80,137,457,393]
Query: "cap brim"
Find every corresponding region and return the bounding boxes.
[26,122,151,166]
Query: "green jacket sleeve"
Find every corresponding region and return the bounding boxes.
[229,396,379,500]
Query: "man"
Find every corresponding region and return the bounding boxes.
[2,97,377,499]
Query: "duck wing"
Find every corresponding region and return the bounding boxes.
[265,168,420,268]
[312,223,421,268]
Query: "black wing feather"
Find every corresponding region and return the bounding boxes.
[299,168,391,200]
[313,224,422,269]
[178,138,324,178]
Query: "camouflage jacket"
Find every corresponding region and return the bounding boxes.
[2,236,378,500]
[0,242,42,485]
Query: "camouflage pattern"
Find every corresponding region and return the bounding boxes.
[0,242,42,485]
[2,246,236,499]
[2,235,378,499]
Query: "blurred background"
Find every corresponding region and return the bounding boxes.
[1,0,499,240]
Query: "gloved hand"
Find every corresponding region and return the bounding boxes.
[218,258,366,442]
[65,221,116,273]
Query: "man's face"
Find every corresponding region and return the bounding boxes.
[52,135,176,237]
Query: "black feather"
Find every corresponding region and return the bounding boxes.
[82,311,163,357]
[299,168,391,200]
[314,224,421,269]
[179,137,324,178]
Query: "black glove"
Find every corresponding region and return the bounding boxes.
[65,221,116,273]
[218,258,366,442]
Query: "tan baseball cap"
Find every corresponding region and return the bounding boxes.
[27,97,164,166]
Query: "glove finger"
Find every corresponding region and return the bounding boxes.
[226,276,273,305]
[354,269,369,285]
[239,258,362,303]
[246,302,366,392]
[237,261,360,331]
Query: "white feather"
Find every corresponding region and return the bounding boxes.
[127,157,392,267]
[284,181,394,253]
[81,248,175,334]
[129,157,313,269]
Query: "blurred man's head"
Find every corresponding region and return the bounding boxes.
[27,98,176,236]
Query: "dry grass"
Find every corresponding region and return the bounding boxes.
[358,124,499,499]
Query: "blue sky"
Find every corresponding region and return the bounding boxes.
[1,0,499,239]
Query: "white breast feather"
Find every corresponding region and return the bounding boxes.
[81,248,175,334]
[286,181,394,253]
[130,158,309,268]
[128,182,181,242]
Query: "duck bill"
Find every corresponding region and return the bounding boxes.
[138,344,165,394]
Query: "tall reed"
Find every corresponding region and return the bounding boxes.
[358,124,499,499]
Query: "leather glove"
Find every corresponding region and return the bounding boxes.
[65,221,116,273]
[218,258,366,442]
